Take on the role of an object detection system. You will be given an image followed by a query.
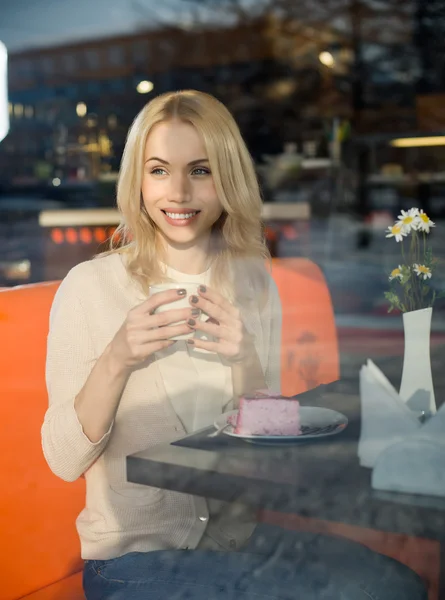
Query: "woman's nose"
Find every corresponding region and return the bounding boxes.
[169,175,191,203]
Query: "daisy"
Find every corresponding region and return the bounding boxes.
[416,210,435,233]
[397,208,419,233]
[386,223,407,242]
[389,265,404,281]
[413,264,432,280]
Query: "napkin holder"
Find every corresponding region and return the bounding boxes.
[372,403,445,498]
[358,360,421,468]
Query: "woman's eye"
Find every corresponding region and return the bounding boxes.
[149,166,210,176]
[192,167,211,176]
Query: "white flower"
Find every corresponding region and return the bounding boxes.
[386,223,407,242]
[389,265,404,281]
[416,210,435,233]
[397,208,419,233]
[413,264,432,280]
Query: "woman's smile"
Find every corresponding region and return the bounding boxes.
[161,208,202,227]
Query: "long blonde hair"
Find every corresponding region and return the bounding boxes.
[103,90,270,299]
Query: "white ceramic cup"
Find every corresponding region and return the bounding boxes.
[149,283,203,341]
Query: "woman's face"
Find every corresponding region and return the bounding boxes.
[142,120,223,248]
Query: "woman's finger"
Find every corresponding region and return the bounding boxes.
[134,288,188,315]
[187,317,242,345]
[135,339,176,359]
[197,285,240,319]
[137,322,192,342]
[147,340,176,352]
[186,338,220,353]
[146,307,199,329]
[187,337,241,360]
[189,294,229,325]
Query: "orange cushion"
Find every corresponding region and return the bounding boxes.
[271,258,339,396]
[0,259,337,598]
[19,571,84,599]
[0,282,85,600]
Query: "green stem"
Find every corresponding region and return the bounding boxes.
[412,232,417,309]
[409,279,414,312]
[409,233,415,310]
[410,231,422,310]
[413,232,422,308]
[406,280,412,312]
[416,233,424,309]
[400,240,411,311]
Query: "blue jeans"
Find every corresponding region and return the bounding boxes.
[83,524,427,599]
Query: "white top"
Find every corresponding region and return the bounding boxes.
[41,252,282,559]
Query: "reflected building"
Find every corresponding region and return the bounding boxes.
[414,0,445,131]
[1,7,434,189]
[0,17,348,186]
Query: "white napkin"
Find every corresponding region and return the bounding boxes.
[372,402,445,497]
[358,359,421,468]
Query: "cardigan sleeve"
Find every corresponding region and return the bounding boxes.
[264,276,282,393]
[41,268,113,482]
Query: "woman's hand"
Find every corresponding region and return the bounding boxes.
[109,288,197,370]
[186,285,255,362]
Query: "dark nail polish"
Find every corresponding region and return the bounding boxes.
[191,308,201,317]
[187,339,194,345]
[177,289,187,296]
[187,319,196,327]
[190,295,199,304]
[199,285,207,293]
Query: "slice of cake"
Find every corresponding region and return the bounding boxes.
[234,390,301,436]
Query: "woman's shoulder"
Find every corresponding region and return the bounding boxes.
[56,252,127,300]
[73,251,123,274]
[232,257,279,311]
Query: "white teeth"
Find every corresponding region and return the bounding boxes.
[165,211,198,220]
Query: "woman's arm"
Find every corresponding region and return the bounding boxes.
[73,346,129,444]
[231,348,267,403]
[264,276,282,393]
[232,276,282,400]
[42,272,120,482]
[42,267,193,482]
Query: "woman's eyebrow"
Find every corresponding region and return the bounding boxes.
[145,157,209,165]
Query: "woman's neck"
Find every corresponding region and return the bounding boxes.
[162,239,211,275]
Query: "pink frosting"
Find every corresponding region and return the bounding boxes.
[234,396,301,436]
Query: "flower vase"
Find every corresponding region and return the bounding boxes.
[399,307,436,416]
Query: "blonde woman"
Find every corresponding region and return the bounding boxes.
[42,91,426,600]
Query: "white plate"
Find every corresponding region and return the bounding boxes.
[213,407,348,445]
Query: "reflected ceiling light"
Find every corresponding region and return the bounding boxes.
[390,136,445,148]
[136,80,154,94]
[76,102,87,117]
[319,51,335,68]
[0,40,9,143]
[14,103,24,118]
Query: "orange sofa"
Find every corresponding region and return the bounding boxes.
[0,258,339,599]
